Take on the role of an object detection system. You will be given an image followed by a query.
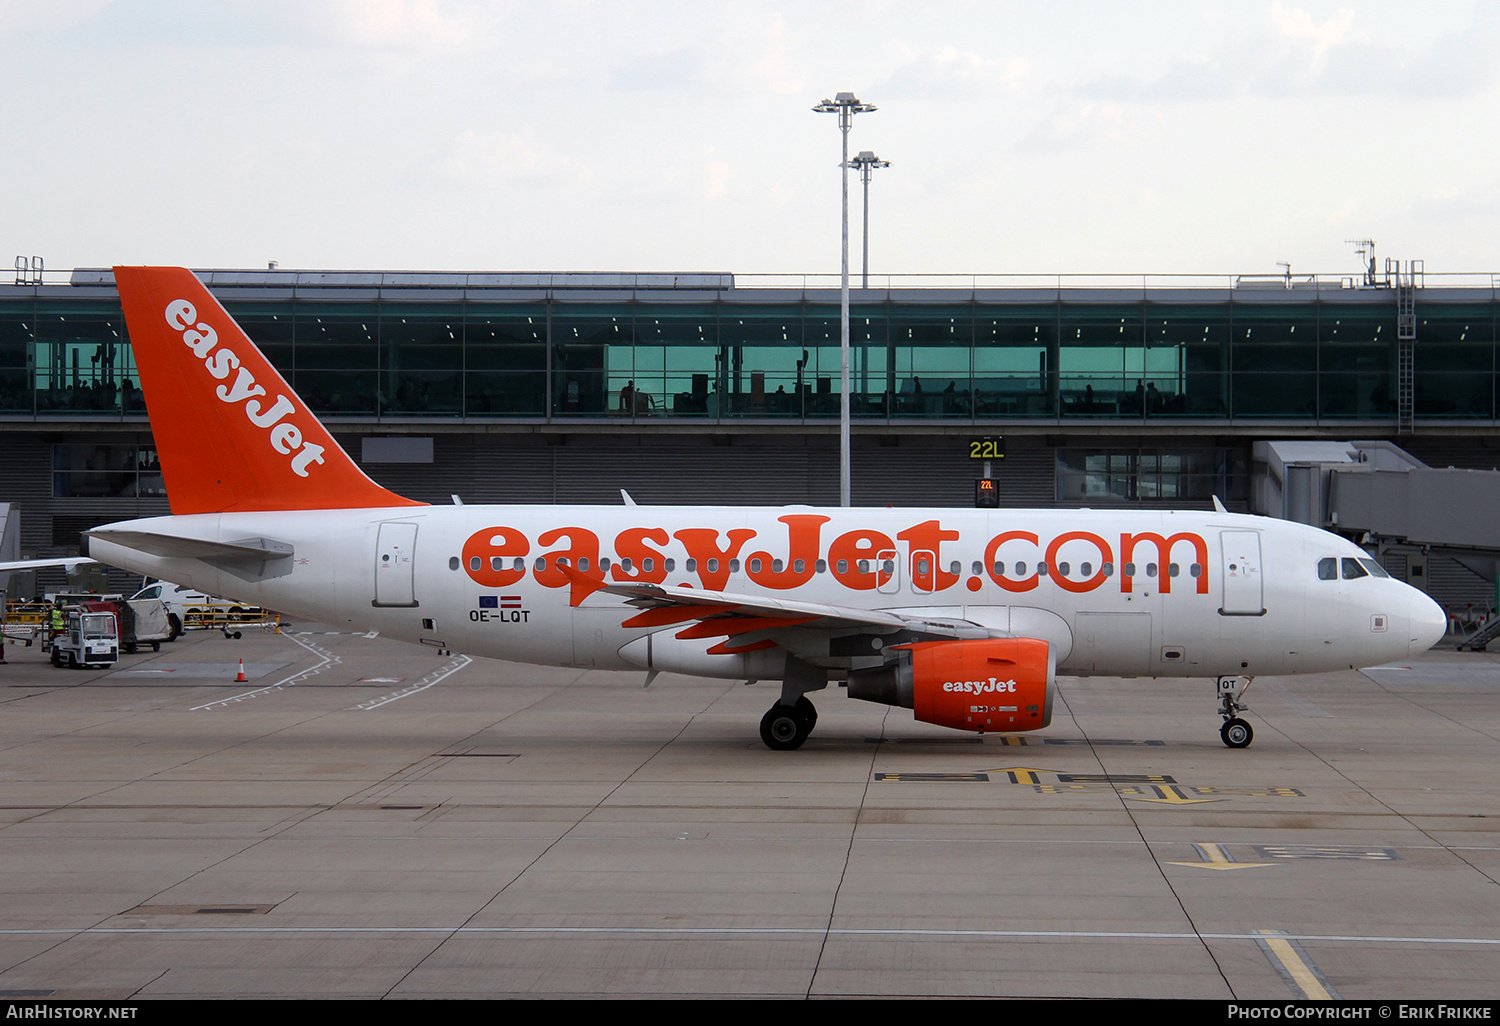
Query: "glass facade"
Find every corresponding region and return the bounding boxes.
[0,288,1494,423]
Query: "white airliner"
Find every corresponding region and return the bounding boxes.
[80,267,1446,750]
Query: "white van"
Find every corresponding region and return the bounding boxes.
[129,582,212,638]
[128,582,263,638]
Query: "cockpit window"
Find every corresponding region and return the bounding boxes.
[1342,558,1369,580]
[1318,557,1337,581]
[1358,558,1390,579]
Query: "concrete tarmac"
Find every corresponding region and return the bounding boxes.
[1,624,1498,999]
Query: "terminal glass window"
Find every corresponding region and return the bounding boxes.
[974,306,1054,417]
[634,305,718,418]
[889,305,972,418]
[722,305,809,417]
[1055,447,1245,503]
[53,443,163,498]
[0,305,33,415]
[553,305,628,416]
[1228,302,1317,417]
[465,304,546,416]
[1058,305,1161,417]
[381,304,462,416]
[293,305,378,414]
[1413,305,1494,418]
[1318,304,1395,418]
[1147,304,1230,417]
[33,305,133,415]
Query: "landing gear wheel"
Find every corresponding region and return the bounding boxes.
[760,703,810,751]
[1220,717,1253,749]
[794,696,818,733]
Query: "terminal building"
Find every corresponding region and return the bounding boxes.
[3,263,1499,621]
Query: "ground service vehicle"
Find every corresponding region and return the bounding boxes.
[50,608,119,669]
[81,267,1448,750]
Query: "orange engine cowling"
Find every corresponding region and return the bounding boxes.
[847,638,1054,733]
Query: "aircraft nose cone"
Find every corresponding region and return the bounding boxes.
[1409,591,1447,655]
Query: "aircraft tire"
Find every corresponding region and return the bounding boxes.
[760,704,808,751]
[1220,718,1253,749]
[794,696,818,733]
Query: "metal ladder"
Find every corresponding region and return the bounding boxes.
[1392,258,1419,434]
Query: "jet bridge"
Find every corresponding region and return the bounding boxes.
[1253,440,1500,645]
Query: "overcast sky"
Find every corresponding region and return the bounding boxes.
[2,1,1496,279]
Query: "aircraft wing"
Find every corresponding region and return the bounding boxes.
[574,572,994,659]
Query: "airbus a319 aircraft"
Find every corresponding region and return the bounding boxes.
[84,267,1447,750]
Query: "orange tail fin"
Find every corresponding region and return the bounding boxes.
[114,266,425,514]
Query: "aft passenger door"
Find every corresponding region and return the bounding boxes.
[374,522,419,608]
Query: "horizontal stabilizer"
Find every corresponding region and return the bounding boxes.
[0,557,98,573]
[86,530,295,583]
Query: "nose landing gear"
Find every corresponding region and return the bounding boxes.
[1216,675,1255,749]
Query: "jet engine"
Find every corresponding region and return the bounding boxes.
[847,638,1054,732]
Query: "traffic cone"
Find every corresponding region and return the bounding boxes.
[235,659,247,683]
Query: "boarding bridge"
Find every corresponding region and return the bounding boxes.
[1253,440,1500,647]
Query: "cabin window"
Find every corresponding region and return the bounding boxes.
[815,559,826,573]
[792,559,804,574]
[534,557,546,571]
[707,558,718,573]
[1103,562,1114,576]
[1318,557,1337,580]
[665,558,675,572]
[749,558,763,573]
[949,561,961,576]
[773,559,784,573]
[1189,563,1201,577]
[578,557,590,572]
[686,559,696,572]
[1014,561,1026,576]
[1124,562,1136,576]
[449,557,460,571]
[858,559,869,574]
[1168,563,1179,577]
[837,559,849,574]
[1037,562,1049,576]
[490,556,503,571]
[729,559,741,572]
[1146,563,1158,578]
[1080,562,1092,577]
[993,561,1005,576]
[1057,562,1070,576]
[600,557,612,571]
[641,558,653,573]
[469,556,481,572]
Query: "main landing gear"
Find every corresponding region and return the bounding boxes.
[1216,675,1255,749]
[760,697,817,751]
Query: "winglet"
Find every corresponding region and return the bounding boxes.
[113,266,424,514]
[1212,495,1228,513]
